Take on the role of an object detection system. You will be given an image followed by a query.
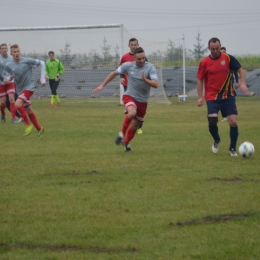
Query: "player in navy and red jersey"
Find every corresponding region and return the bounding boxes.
[196,37,249,156]
[120,38,146,134]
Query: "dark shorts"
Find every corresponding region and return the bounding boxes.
[207,98,238,117]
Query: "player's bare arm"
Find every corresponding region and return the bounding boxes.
[196,79,204,106]
[93,71,118,93]
[237,67,248,93]
[141,72,158,88]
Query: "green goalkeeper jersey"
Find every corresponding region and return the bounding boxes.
[45,59,65,80]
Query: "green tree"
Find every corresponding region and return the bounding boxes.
[164,40,183,62]
[101,37,113,65]
[189,32,208,60]
[59,42,75,66]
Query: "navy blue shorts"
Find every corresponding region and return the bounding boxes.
[207,98,238,117]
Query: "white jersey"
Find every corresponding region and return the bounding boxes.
[0,54,13,85]
[116,61,158,102]
[4,57,41,94]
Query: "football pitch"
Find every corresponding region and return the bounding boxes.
[1,97,260,259]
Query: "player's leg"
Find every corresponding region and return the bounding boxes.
[0,85,7,122]
[7,84,17,122]
[15,98,33,135]
[115,105,135,145]
[25,104,44,137]
[224,99,238,156]
[49,80,55,106]
[115,95,135,145]
[207,101,221,153]
[123,100,147,151]
[0,96,6,123]
[53,80,61,106]
[137,121,143,134]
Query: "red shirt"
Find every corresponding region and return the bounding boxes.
[119,52,135,87]
[197,53,240,101]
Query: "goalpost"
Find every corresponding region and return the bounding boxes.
[0,24,171,105]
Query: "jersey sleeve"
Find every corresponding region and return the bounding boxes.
[149,65,158,81]
[26,58,41,67]
[116,62,129,75]
[228,54,241,72]
[197,60,206,80]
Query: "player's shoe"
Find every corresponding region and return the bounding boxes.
[24,124,33,136]
[56,103,61,106]
[38,127,44,138]
[244,91,255,97]
[17,117,23,123]
[221,117,227,122]
[212,141,220,153]
[137,128,143,134]
[124,143,131,152]
[1,115,5,123]
[115,131,124,145]
[49,104,54,107]
[229,149,238,156]
[12,119,19,124]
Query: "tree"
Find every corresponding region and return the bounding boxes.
[59,42,75,66]
[101,37,113,65]
[164,40,183,62]
[189,32,208,60]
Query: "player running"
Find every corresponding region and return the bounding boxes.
[3,44,46,137]
[196,37,249,156]
[0,43,17,123]
[93,47,158,151]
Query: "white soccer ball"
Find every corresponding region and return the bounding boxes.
[238,142,255,158]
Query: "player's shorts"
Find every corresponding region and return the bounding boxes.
[18,90,34,107]
[0,83,15,97]
[122,94,147,122]
[207,98,238,117]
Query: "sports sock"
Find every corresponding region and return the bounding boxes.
[10,103,16,120]
[124,126,136,144]
[1,105,6,116]
[138,121,143,129]
[208,119,220,143]
[17,106,30,125]
[51,95,55,104]
[230,126,238,151]
[121,116,132,135]
[55,94,60,103]
[28,112,41,131]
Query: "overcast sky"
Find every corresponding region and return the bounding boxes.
[1,0,260,56]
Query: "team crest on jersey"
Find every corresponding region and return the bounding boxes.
[221,60,226,66]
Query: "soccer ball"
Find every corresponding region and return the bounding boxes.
[238,142,255,158]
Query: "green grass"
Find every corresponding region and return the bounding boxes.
[1,97,260,259]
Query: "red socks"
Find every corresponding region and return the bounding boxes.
[1,105,6,116]
[28,112,41,131]
[17,106,30,125]
[121,116,132,135]
[124,126,136,144]
[10,103,16,120]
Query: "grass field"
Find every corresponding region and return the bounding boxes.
[1,97,260,260]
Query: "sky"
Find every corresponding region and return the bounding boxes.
[1,0,260,56]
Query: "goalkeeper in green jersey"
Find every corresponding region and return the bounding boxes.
[45,51,65,106]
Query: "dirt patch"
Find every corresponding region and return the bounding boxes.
[169,212,255,227]
[209,177,260,182]
[209,177,243,182]
[0,242,137,254]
